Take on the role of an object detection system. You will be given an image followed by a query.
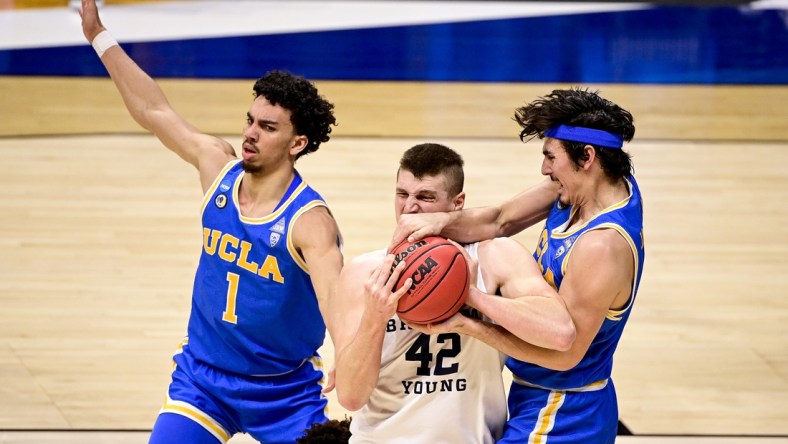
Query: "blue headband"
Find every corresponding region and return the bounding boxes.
[544,124,624,149]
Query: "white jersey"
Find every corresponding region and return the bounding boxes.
[350,243,507,444]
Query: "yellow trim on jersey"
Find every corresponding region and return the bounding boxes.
[308,354,324,371]
[286,200,328,273]
[200,160,241,216]
[558,221,640,322]
[594,222,640,321]
[170,337,189,368]
[528,390,565,444]
[513,375,609,392]
[550,177,634,239]
[236,176,309,225]
[160,396,231,443]
[175,337,188,353]
[306,355,330,417]
[199,160,311,225]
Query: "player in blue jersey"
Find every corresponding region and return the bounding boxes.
[392,88,643,443]
[79,1,344,443]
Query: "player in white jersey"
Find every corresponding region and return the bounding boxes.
[331,143,575,443]
[346,243,506,443]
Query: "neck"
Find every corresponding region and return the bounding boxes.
[238,165,296,217]
[572,176,628,226]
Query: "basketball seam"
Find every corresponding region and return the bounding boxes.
[397,250,468,323]
[395,247,458,314]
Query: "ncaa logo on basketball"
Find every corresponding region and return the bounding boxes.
[215,194,227,209]
[407,256,439,293]
[391,236,470,324]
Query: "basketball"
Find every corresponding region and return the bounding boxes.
[389,236,470,324]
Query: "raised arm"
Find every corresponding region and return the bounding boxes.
[79,0,235,191]
[391,178,557,245]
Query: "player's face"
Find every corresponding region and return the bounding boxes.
[241,97,306,173]
[541,138,581,206]
[394,170,461,220]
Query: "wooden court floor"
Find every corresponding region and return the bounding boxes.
[0,77,787,442]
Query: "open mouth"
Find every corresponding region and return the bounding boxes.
[242,143,257,160]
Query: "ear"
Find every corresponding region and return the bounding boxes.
[453,191,466,210]
[290,135,309,156]
[581,144,597,171]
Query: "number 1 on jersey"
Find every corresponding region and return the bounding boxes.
[222,272,240,324]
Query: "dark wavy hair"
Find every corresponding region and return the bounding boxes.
[399,143,465,196]
[253,70,337,159]
[297,418,352,444]
[514,88,636,180]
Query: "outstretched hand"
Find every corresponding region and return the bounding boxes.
[78,0,105,42]
[390,212,450,249]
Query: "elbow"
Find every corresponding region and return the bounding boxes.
[336,390,368,412]
[553,321,577,352]
[335,376,371,412]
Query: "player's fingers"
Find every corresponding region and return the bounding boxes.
[389,224,410,249]
[376,254,398,286]
[322,367,336,393]
[384,259,406,290]
[407,226,433,243]
[365,264,383,293]
[391,277,412,302]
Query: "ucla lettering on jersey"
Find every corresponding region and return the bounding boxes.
[186,160,331,376]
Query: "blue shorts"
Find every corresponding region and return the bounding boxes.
[155,346,328,444]
[499,379,618,444]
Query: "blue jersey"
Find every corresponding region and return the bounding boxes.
[507,176,645,390]
[186,160,328,376]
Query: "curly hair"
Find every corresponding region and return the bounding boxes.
[399,143,465,197]
[514,88,636,180]
[253,70,337,159]
[296,418,352,444]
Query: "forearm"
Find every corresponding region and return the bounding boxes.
[82,2,166,129]
[441,206,504,243]
[98,43,173,132]
[469,288,575,351]
[496,178,557,237]
[442,179,556,242]
[335,314,386,411]
[461,318,576,371]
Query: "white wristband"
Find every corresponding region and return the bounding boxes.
[91,30,118,58]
